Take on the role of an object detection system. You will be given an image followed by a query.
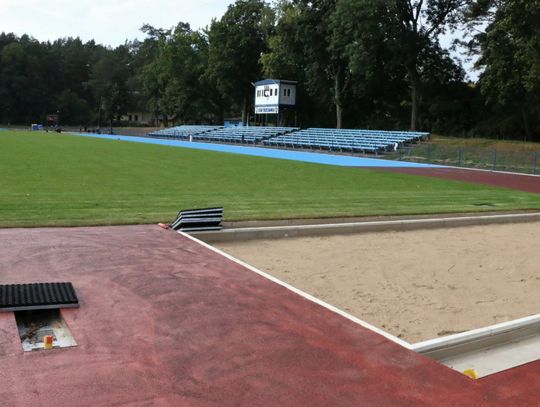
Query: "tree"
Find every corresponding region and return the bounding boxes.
[87,45,132,128]
[331,0,406,128]
[140,23,217,125]
[0,35,51,123]
[137,25,171,125]
[206,0,274,124]
[384,1,467,131]
[465,0,540,140]
[161,23,209,123]
[284,0,466,130]
[263,0,351,128]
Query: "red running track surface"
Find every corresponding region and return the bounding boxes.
[0,225,539,406]
[380,167,540,194]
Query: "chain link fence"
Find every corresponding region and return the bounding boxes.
[389,142,540,175]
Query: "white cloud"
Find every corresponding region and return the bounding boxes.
[0,0,230,45]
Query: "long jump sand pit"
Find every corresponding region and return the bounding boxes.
[216,221,540,343]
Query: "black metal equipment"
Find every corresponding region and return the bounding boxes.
[168,207,224,232]
[0,282,79,312]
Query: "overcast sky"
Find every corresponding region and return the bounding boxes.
[0,0,478,80]
[0,0,230,46]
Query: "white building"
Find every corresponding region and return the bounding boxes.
[119,111,153,124]
[254,79,297,115]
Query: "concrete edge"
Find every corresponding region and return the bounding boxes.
[222,210,538,229]
[412,314,540,358]
[191,212,540,243]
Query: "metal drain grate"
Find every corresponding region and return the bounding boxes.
[0,282,79,312]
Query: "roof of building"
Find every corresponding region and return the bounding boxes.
[254,79,297,86]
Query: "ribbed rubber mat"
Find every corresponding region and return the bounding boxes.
[0,282,79,311]
[169,207,223,232]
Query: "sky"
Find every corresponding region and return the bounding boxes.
[0,0,231,46]
[0,0,478,80]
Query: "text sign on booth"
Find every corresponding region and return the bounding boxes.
[255,106,279,114]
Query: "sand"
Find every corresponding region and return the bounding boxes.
[216,222,540,343]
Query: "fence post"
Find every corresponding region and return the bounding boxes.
[398,149,403,161]
[533,152,538,175]
[457,147,462,167]
[492,149,497,170]
[427,144,432,162]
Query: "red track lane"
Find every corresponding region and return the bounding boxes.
[0,226,538,406]
[379,167,540,194]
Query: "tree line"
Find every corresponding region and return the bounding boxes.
[0,0,538,140]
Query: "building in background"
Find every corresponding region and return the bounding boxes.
[254,79,297,126]
[119,111,153,125]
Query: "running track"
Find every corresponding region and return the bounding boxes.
[0,226,538,406]
[380,167,540,194]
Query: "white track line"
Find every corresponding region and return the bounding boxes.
[425,164,540,178]
[180,230,412,349]
[180,229,540,356]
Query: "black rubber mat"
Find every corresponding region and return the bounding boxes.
[170,207,223,231]
[0,282,79,311]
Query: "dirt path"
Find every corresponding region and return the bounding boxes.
[216,222,540,343]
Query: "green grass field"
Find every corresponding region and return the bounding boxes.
[2,130,540,227]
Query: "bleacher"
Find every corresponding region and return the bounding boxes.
[148,125,298,144]
[263,128,428,153]
[147,125,428,154]
[148,125,222,139]
[196,127,297,144]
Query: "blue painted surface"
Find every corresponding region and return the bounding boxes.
[68,132,441,168]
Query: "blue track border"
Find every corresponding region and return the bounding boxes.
[68,132,441,168]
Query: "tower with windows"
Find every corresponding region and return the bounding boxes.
[254,79,297,126]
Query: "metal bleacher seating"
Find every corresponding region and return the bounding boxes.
[196,126,298,144]
[148,125,222,139]
[263,128,428,154]
[147,125,298,144]
[147,125,427,154]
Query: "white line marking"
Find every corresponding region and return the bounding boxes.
[179,230,412,349]
[178,228,540,357]
[428,164,540,178]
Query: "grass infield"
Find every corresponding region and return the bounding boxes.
[2,130,540,227]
